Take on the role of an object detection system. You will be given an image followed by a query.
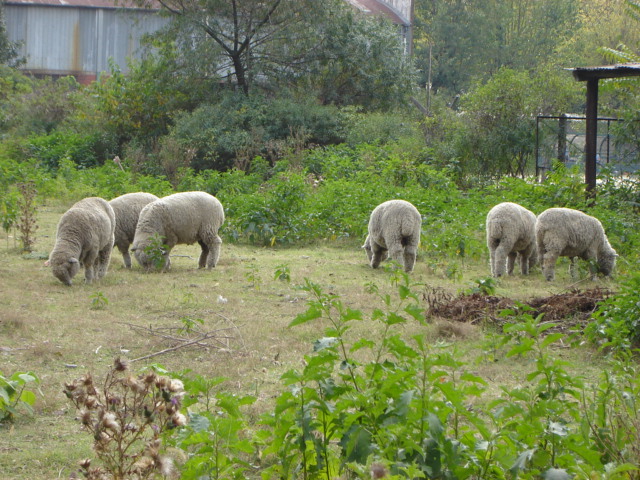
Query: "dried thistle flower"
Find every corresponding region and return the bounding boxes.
[171,412,188,427]
[79,409,92,426]
[158,456,175,477]
[371,463,388,479]
[79,458,91,469]
[125,375,146,394]
[168,378,184,393]
[113,357,128,372]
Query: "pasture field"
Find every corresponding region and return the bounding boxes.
[0,203,618,479]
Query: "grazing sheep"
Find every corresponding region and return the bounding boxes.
[486,202,537,277]
[363,200,422,273]
[109,192,159,268]
[535,207,617,281]
[49,197,116,286]
[131,191,224,271]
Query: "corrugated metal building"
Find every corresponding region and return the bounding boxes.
[5,0,413,83]
[5,0,168,83]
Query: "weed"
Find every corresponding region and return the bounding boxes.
[0,371,40,423]
[90,291,109,310]
[64,358,185,479]
[274,263,291,283]
[16,181,38,253]
[244,263,262,289]
[142,233,167,270]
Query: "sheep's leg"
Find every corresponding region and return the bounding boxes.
[492,244,510,277]
[388,245,404,270]
[542,251,558,281]
[96,247,112,279]
[488,247,496,277]
[198,240,210,269]
[206,236,223,269]
[403,246,417,273]
[82,250,98,284]
[519,246,533,275]
[118,245,132,269]
[507,252,517,275]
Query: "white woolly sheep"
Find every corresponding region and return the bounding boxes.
[49,197,116,286]
[486,202,537,277]
[535,207,617,281]
[109,192,159,268]
[362,200,422,273]
[131,191,225,271]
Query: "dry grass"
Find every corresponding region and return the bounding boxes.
[0,204,617,479]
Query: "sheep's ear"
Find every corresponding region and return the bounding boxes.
[69,257,79,264]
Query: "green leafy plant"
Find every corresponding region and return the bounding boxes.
[142,233,167,270]
[585,274,640,354]
[244,263,262,289]
[64,359,185,479]
[168,372,257,480]
[0,371,40,423]
[274,263,291,283]
[90,291,109,310]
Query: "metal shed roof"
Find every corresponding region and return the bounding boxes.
[570,62,640,81]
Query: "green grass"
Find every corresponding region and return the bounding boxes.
[0,205,619,479]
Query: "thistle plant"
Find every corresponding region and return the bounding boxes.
[64,358,186,479]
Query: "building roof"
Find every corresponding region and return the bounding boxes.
[344,0,410,26]
[570,62,640,81]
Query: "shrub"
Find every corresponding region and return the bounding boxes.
[585,273,640,354]
[0,371,40,423]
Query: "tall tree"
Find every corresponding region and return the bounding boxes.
[413,0,579,98]
[139,0,326,94]
[0,1,24,67]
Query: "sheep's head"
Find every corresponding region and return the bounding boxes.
[132,234,167,270]
[598,247,618,276]
[51,257,80,286]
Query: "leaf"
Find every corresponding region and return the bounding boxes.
[289,305,322,327]
[510,448,536,476]
[19,390,36,407]
[540,333,564,349]
[188,412,211,433]
[313,337,338,352]
[543,468,570,480]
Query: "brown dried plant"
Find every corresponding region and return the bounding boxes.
[16,181,38,253]
[64,358,185,479]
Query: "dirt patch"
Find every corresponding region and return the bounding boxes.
[424,286,613,331]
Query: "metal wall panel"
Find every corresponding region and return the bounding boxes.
[6,4,169,78]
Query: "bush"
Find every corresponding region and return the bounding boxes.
[169,93,343,171]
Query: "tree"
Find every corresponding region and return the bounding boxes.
[0,1,24,67]
[456,67,581,178]
[412,0,580,98]
[140,0,325,95]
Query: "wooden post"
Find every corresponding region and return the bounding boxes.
[584,78,598,200]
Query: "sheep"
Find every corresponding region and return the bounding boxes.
[362,200,422,273]
[131,191,225,271]
[535,207,617,281]
[49,197,116,286]
[486,202,537,278]
[109,192,159,268]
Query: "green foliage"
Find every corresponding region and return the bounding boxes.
[0,371,40,423]
[274,264,291,283]
[90,291,109,310]
[585,274,640,354]
[21,131,102,170]
[168,372,256,480]
[169,93,343,171]
[143,233,168,271]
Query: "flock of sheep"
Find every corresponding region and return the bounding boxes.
[46,193,617,286]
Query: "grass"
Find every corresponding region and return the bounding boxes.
[0,202,619,479]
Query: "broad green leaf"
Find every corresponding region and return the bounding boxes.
[289,305,322,327]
